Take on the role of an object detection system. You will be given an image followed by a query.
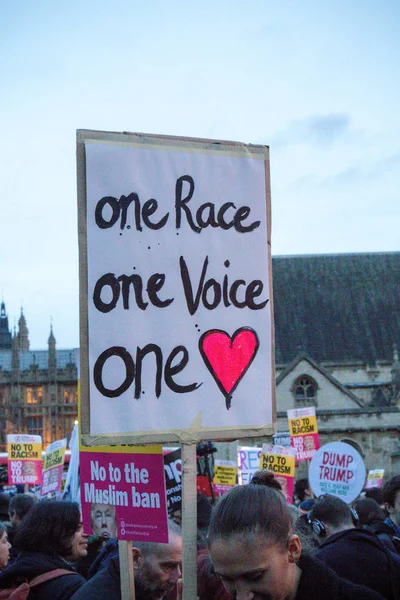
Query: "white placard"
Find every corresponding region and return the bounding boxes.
[308,441,366,503]
[237,446,263,485]
[79,132,274,443]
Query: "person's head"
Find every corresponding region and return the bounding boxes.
[294,479,313,503]
[308,494,356,539]
[0,493,10,522]
[352,497,386,527]
[132,520,182,600]
[298,498,316,515]
[364,487,384,506]
[0,523,11,570]
[251,470,283,493]
[14,500,88,562]
[207,472,302,600]
[382,475,400,526]
[9,493,38,527]
[90,503,118,539]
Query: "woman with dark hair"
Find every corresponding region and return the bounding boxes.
[0,501,87,599]
[207,471,386,600]
[0,523,11,571]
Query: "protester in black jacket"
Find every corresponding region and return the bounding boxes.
[310,494,400,600]
[207,470,385,600]
[72,554,121,600]
[0,501,87,600]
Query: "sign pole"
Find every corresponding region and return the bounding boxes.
[119,539,135,600]
[181,442,197,600]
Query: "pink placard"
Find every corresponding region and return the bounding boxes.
[213,483,235,498]
[365,469,385,489]
[283,476,295,505]
[7,435,43,486]
[80,451,168,542]
[291,433,320,461]
[41,464,64,496]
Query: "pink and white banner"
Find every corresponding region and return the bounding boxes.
[80,448,168,542]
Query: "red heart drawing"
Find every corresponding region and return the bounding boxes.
[199,328,259,410]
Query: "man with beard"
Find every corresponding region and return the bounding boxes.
[71,520,182,600]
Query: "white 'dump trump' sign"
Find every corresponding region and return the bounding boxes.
[78,130,274,445]
[309,441,366,503]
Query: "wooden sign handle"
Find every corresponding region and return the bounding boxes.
[181,442,197,600]
[119,539,135,600]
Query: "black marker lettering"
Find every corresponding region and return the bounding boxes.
[175,175,200,232]
[164,346,201,393]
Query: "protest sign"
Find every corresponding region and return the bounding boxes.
[164,447,182,513]
[273,432,291,448]
[78,130,273,600]
[62,423,80,503]
[309,441,366,503]
[7,434,42,486]
[41,438,67,497]
[287,407,320,461]
[260,444,296,503]
[213,459,237,497]
[237,446,262,484]
[77,130,274,446]
[365,469,385,489]
[80,445,168,542]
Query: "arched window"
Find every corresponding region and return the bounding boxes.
[293,375,317,405]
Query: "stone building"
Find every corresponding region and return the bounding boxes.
[1,251,399,473]
[0,302,78,450]
[224,252,400,477]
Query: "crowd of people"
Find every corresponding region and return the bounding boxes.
[0,473,399,599]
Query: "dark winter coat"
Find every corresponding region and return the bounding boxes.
[87,538,118,579]
[368,520,400,554]
[296,553,386,600]
[71,555,121,600]
[0,551,86,600]
[314,528,400,600]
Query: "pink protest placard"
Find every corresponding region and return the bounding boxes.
[41,438,67,497]
[287,407,320,461]
[80,449,168,542]
[365,469,385,489]
[7,434,43,486]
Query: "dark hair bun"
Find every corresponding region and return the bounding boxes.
[251,469,282,492]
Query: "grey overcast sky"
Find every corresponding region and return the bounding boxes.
[1,1,399,349]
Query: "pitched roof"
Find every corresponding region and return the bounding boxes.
[272,252,400,365]
[0,348,79,371]
[276,351,364,407]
